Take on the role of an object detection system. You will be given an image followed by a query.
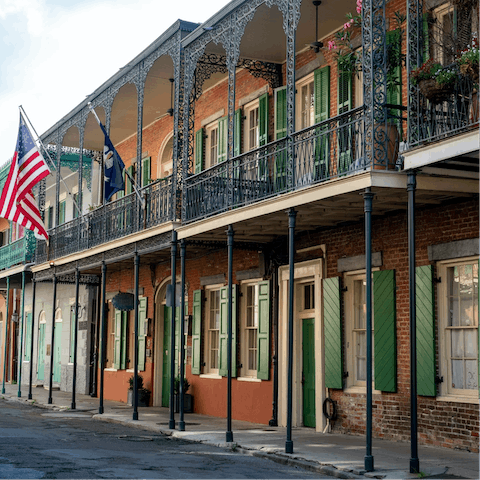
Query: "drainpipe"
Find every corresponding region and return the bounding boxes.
[169,230,178,430]
[133,251,140,421]
[179,239,187,432]
[226,225,234,443]
[71,267,80,410]
[28,278,36,400]
[98,261,107,413]
[48,274,57,404]
[269,261,279,427]
[17,271,26,397]
[2,277,10,394]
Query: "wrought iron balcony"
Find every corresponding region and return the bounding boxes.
[183,106,368,223]
[0,232,36,271]
[36,176,173,263]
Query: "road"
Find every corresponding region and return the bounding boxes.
[0,401,323,479]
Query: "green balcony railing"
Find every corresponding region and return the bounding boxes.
[0,232,36,271]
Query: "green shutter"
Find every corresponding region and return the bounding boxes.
[195,129,204,173]
[314,66,331,180]
[234,109,242,157]
[323,277,343,389]
[142,157,151,187]
[24,313,32,361]
[219,285,237,377]
[274,87,287,191]
[257,281,270,380]
[416,265,436,396]
[138,297,147,371]
[59,201,66,224]
[126,166,134,195]
[338,69,353,173]
[373,270,397,393]
[217,116,227,163]
[191,289,202,375]
[259,93,269,146]
[120,311,127,370]
[422,13,430,62]
[113,309,122,369]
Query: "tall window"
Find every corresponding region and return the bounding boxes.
[206,124,219,169]
[206,288,221,373]
[243,283,259,376]
[296,75,315,130]
[244,101,260,151]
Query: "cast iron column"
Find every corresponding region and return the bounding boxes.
[17,271,26,397]
[133,251,140,421]
[364,187,374,472]
[2,277,10,394]
[71,268,80,410]
[285,208,296,454]
[28,278,36,399]
[226,225,234,443]
[408,171,420,473]
[48,274,57,404]
[179,240,186,432]
[169,230,178,430]
[99,261,107,414]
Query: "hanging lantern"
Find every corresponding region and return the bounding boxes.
[112,292,135,311]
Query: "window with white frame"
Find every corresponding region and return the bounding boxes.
[433,3,456,65]
[205,287,221,374]
[205,123,219,169]
[244,100,260,152]
[438,258,478,398]
[296,73,315,130]
[241,282,259,376]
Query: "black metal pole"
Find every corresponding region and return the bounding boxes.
[17,271,26,397]
[99,261,107,414]
[169,230,177,430]
[71,268,80,410]
[2,277,10,394]
[285,208,296,454]
[364,187,374,472]
[179,240,186,432]
[28,279,36,400]
[133,251,140,421]
[226,225,234,443]
[269,266,279,427]
[408,171,420,473]
[48,274,57,404]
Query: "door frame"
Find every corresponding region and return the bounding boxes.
[278,258,326,432]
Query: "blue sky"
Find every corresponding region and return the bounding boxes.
[0,0,228,166]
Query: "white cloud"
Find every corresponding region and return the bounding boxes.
[0,0,45,36]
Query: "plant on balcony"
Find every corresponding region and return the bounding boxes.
[458,35,479,85]
[410,59,457,102]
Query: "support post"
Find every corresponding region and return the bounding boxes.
[2,277,10,394]
[364,187,374,472]
[17,271,26,397]
[179,240,186,432]
[99,261,107,414]
[408,171,420,474]
[133,251,140,421]
[285,208,296,454]
[48,274,57,404]
[169,230,178,430]
[226,225,234,443]
[269,266,279,427]
[28,279,36,399]
[71,268,80,410]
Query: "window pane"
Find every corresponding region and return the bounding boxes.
[248,330,257,371]
[451,359,464,389]
[460,297,474,326]
[451,330,464,358]
[354,280,366,329]
[357,357,366,381]
[448,296,459,327]
[465,360,478,390]
[464,329,477,357]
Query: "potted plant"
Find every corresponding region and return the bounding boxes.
[458,35,479,85]
[174,376,193,413]
[411,59,458,103]
[128,374,151,407]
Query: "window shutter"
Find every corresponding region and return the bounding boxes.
[191,289,202,375]
[338,71,352,115]
[120,311,127,370]
[113,309,122,369]
[373,269,397,393]
[259,93,269,146]
[314,66,331,179]
[274,87,287,190]
[422,13,430,62]
[337,69,353,173]
[142,157,151,187]
[195,129,204,173]
[217,116,228,163]
[25,313,32,361]
[219,285,237,377]
[416,265,436,396]
[126,166,134,195]
[59,201,66,224]
[257,280,270,380]
[138,297,147,371]
[323,277,343,389]
[234,109,242,157]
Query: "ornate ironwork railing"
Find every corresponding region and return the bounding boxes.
[409,75,478,147]
[36,176,173,263]
[183,106,367,223]
[0,232,36,271]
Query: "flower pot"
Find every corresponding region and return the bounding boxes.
[373,122,400,170]
[174,394,194,413]
[418,78,454,103]
[127,388,151,407]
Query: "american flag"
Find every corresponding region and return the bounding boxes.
[0,113,50,241]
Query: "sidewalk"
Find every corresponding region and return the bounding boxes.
[1,383,477,480]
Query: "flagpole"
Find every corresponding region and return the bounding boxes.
[87,102,145,208]
[19,106,82,218]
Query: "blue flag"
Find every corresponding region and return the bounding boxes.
[99,123,125,201]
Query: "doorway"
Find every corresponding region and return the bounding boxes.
[53,309,62,384]
[302,317,316,427]
[37,312,46,382]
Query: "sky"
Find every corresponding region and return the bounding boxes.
[0,0,229,167]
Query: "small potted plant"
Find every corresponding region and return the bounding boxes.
[174,376,193,413]
[128,374,151,407]
[458,35,479,85]
[411,59,457,103]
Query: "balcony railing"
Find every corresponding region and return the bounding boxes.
[183,106,366,223]
[0,232,36,271]
[36,176,173,263]
[410,75,478,147]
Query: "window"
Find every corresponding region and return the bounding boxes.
[58,200,66,225]
[433,3,456,65]
[73,193,79,219]
[206,288,221,374]
[296,74,315,130]
[242,283,259,376]
[439,259,478,399]
[244,100,260,152]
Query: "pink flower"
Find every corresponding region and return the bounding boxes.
[344,22,351,29]
[328,40,337,51]
[356,0,362,13]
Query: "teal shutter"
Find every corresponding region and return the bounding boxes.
[422,13,430,62]
[191,289,202,375]
[120,311,127,370]
[219,285,237,377]
[314,66,331,180]
[416,265,436,396]
[274,86,287,191]
[373,270,397,393]
[126,166,134,195]
[195,129,204,173]
[323,277,343,389]
[386,30,402,129]
[138,297,147,371]
[257,281,270,380]
[59,201,66,224]
[217,116,228,163]
[24,313,32,361]
[113,309,122,369]
[259,93,269,146]
[337,69,353,173]
[142,157,151,187]
[234,109,242,157]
